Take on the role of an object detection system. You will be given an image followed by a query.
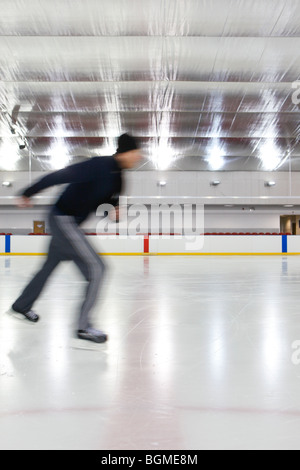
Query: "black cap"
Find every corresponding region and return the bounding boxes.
[116,133,138,154]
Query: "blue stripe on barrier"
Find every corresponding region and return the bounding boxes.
[282,234,287,253]
[5,235,11,253]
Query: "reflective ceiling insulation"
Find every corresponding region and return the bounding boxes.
[0,0,300,172]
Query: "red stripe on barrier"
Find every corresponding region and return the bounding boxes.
[144,235,149,254]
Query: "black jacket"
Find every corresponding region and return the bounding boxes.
[22,156,122,224]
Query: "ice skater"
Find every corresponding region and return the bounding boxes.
[11,133,141,343]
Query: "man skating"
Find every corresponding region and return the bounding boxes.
[11,134,141,344]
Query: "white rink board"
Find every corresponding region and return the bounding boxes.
[9,235,144,254]
[11,235,50,253]
[0,236,5,253]
[202,235,282,253]
[86,235,144,253]
[149,235,282,253]
[285,236,300,253]
[1,234,290,255]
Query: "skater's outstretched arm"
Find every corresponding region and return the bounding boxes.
[21,159,96,200]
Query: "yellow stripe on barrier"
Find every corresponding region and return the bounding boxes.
[0,252,143,256]
[2,252,300,256]
[0,253,48,256]
[141,253,300,256]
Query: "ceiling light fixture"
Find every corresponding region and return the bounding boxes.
[152,138,174,171]
[210,180,221,186]
[50,140,71,170]
[17,137,26,150]
[259,140,281,171]
[208,148,225,171]
[0,140,21,170]
[2,181,12,187]
[264,181,276,187]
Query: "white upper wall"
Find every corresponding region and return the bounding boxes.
[124,170,300,206]
[0,170,300,205]
[0,170,299,233]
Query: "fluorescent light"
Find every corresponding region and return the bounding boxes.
[98,137,116,156]
[157,181,167,187]
[151,138,174,171]
[2,181,12,187]
[0,140,21,170]
[264,181,276,187]
[207,142,225,171]
[50,141,71,170]
[259,140,281,171]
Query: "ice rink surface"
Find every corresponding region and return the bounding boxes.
[1,254,300,450]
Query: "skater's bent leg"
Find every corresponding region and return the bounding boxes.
[75,254,106,330]
[12,244,61,314]
[12,210,106,329]
[52,214,107,330]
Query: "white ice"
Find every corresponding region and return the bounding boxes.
[0,255,300,450]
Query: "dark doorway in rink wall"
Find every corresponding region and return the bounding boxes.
[280,215,300,236]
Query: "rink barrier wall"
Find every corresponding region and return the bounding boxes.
[0,233,299,255]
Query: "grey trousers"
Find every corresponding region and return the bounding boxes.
[12,210,106,330]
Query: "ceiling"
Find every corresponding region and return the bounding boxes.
[1,0,300,172]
